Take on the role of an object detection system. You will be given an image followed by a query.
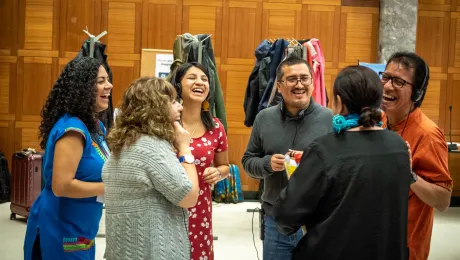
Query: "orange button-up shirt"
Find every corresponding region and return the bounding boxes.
[383,108,453,260]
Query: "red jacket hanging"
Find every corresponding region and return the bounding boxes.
[305,39,327,107]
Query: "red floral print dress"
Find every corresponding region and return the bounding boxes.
[188,118,228,260]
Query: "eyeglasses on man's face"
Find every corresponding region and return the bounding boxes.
[379,72,413,88]
[279,76,312,87]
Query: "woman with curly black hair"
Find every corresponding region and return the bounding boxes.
[23,56,113,260]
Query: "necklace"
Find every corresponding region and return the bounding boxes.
[187,122,199,143]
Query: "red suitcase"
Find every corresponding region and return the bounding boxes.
[10,149,43,220]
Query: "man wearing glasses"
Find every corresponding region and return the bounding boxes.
[380,52,452,260]
[242,55,332,260]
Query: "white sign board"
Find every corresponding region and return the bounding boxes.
[155,53,173,78]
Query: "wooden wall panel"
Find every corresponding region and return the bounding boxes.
[301,5,340,68]
[110,61,140,107]
[0,121,15,171]
[0,0,18,55]
[417,10,450,132]
[59,0,101,55]
[324,72,337,105]
[452,18,460,67]
[182,0,223,57]
[223,69,253,125]
[341,0,379,8]
[15,122,41,152]
[0,63,11,115]
[142,0,182,50]
[221,0,262,64]
[446,13,460,138]
[303,0,340,5]
[339,7,379,68]
[104,1,142,54]
[419,0,451,11]
[417,12,450,70]
[447,74,460,136]
[422,79,442,125]
[220,64,259,191]
[23,0,54,51]
[20,59,53,118]
[262,3,302,39]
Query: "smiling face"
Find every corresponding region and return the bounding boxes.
[381,61,414,123]
[95,66,113,113]
[276,63,314,115]
[180,66,210,104]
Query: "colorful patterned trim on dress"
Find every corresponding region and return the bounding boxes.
[64,127,86,139]
[63,237,95,252]
[92,141,108,162]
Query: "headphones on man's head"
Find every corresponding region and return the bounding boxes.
[411,62,429,104]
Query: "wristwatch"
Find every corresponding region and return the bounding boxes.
[179,154,195,164]
[410,171,418,184]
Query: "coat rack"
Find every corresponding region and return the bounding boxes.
[198,34,212,64]
[83,27,108,58]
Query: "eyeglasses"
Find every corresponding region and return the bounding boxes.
[279,77,312,87]
[379,72,413,88]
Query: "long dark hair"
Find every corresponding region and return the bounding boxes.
[333,65,383,127]
[170,62,216,131]
[39,56,102,149]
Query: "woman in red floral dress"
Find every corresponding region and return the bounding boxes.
[171,62,229,260]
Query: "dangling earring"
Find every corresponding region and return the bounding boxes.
[202,100,209,111]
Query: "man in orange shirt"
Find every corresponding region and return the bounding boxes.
[380,52,453,260]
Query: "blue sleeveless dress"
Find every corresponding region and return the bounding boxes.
[24,115,109,260]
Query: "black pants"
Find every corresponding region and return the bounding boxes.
[31,230,42,260]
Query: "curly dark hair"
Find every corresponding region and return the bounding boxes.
[107,77,177,156]
[39,56,102,149]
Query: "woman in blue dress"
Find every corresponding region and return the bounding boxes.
[23,56,113,260]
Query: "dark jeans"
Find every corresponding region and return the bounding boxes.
[263,215,303,260]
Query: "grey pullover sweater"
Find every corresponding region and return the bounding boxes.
[242,100,333,216]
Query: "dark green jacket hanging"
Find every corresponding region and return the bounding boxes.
[167,33,227,132]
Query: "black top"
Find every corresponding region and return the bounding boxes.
[273,130,410,260]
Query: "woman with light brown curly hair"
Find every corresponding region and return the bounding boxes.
[102,77,199,260]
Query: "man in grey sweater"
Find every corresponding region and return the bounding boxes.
[242,55,332,260]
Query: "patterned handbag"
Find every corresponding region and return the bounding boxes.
[213,164,244,203]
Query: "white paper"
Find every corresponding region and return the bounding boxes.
[155,54,173,78]
[113,108,119,126]
[96,195,104,203]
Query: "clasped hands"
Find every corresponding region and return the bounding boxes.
[203,167,221,185]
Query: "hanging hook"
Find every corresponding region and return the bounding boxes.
[83,26,93,38]
[200,34,212,43]
[292,38,301,46]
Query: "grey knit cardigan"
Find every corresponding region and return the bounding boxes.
[102,135,192,260]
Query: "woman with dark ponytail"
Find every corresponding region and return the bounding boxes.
[273,65,412,260]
